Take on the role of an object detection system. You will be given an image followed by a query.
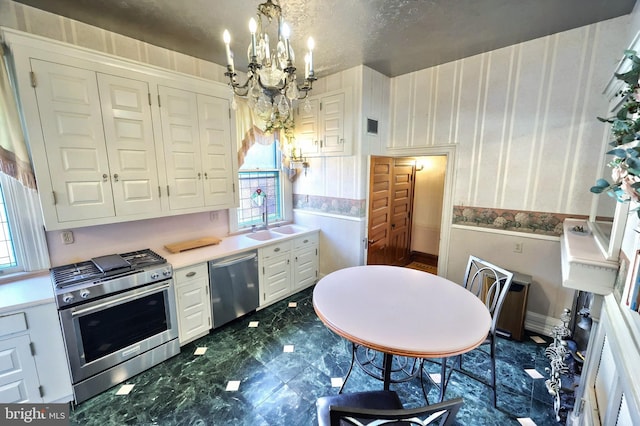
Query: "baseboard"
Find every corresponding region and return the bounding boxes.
[524,311,563,337]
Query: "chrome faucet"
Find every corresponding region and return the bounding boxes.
[258,193,268,230]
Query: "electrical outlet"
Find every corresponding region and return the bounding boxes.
[210,211,219,222]
[61,230,74,244]
[514,242,523,253]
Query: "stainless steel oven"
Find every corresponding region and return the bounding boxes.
[51,249,179,403]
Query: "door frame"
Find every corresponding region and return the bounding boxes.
[365,145,456,277]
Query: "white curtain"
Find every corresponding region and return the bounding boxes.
[236,98,276,168]
[0,172,50,271]
[0,42,35,189]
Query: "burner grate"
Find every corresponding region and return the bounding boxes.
[120,249,166,268]
[51,249,166,289]
[51,261,101,288]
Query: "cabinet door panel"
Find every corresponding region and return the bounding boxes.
[0,335,41,403]
[295,99,319,155]
[294,247,317,290]
[197,94,235,207]
[97,73,162,216]
[159,86,204,210]
[320,92,345,153]
[263,255,291,303]
[31,59,114,222]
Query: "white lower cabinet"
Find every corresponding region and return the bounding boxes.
[174,263,212,345]
[0,304,73,403]
[259,231,319,306]
[259,240,293,306]
[293,234,319,291]
[0,323,40,403]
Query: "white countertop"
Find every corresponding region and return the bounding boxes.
[0,271,55,315]
[0,226,319,314]
[153,226,319,270]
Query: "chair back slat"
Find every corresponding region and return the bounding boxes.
[462,255,514,334]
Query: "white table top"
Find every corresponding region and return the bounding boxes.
[313,265,491,358]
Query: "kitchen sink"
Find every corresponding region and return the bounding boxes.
[272,225,306,235]
[245,230,281,241]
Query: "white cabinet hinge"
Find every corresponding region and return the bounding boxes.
[39,386,44,398]
[51,191,57,205]
[320,102,322,111]
[29,71,37,88]
[262,266,265,274]
[148,92,152,106]
[232,182,235,193]
[205,285,208,296]
[208,317,211,328]
[167,185,170,197]
[158,94,161,108]
[30,342,36,356]
[158,186,161,198]
[229,108,231,119]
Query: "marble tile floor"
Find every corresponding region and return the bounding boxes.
[70,286,563,426]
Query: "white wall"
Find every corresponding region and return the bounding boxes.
[384,16,631,330]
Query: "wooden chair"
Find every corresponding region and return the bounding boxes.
[316,390,463,426]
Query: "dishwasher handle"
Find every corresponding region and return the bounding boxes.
[210,252,257,268]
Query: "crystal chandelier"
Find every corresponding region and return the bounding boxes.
[222,0,316,125]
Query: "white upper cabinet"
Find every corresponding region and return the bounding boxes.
[97,73,162,216]
[5,29,238,230]
[295,87,352,156]
[31,60,115,223]
[159,86,235,211]
[159,86,204,210]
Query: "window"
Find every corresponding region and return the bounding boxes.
[237,141,283,229]
[0,183,18,273]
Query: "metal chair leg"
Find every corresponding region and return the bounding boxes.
[339,342,357,394]
[490,338,497,407]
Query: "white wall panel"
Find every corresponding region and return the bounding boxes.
[432,62,459,147]
[389,16,630,215]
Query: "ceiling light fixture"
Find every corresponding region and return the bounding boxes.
[222,0,316,124]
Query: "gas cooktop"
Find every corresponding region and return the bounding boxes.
[50,249,172,308]
[51,249,166,289]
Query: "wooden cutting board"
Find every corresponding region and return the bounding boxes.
[164,237,221,253]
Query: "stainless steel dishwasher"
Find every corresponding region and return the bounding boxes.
[209,250,260,328]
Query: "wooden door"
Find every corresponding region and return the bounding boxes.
[366,157,392,265]
[388,159,415,265]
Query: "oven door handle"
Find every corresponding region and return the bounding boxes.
[70,281,171,317]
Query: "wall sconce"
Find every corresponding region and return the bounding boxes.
[290,148,309,176]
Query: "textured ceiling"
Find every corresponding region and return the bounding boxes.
[12,0,637,78]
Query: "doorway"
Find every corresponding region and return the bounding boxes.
[366,154,447,271]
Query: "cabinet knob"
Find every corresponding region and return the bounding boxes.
[113,173,119,182]
[204,172,208,179]
[274,247,280,252]
[340,138,344,144]
[102,173,108,182]
[197,172,201,179]
[186,271,196,277]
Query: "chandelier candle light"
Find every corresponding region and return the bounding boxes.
[222,0,316,126]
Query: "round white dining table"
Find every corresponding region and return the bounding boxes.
[313,265,491,398]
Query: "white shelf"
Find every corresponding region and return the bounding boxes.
[560,219,618,295]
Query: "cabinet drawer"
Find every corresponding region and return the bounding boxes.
[0,313,27,337]
[261,241,292,259]
[174,263,208,285]
[294,233,318,249]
